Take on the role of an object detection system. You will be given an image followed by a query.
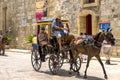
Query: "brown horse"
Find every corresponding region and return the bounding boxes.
[62,34,75,46]
[70,30,115,79]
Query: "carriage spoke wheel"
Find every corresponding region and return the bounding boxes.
[57,52,64,68]
[31,50,42,71]
[71,56,81,72]
[49,54,59,74]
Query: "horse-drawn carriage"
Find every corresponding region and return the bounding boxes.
[31,18,81,74]
[31,18,116,79]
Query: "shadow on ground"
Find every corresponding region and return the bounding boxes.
[105,62,118,65]
[38,69,104,80]
[83,76,105,80]
[0,54,8,57]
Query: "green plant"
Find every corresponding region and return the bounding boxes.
[7,35,12,41]
[25,35,33,43]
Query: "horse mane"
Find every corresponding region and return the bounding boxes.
[94,32,101,41]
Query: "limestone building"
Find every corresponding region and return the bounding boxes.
[47,0,120,39]
[0,0,120,51]
[0,0,37,49]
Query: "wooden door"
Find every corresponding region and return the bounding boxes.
[86,14,92,35]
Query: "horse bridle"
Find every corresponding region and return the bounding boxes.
[94,32,105,48]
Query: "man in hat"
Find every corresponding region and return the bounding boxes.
[52,14,68,50]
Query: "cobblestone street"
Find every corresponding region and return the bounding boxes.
[0,50,120,80]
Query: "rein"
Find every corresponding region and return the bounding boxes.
[93,32,104,49]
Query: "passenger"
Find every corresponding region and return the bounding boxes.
[38,27,48,46]
[83,33,94,45]
[63,23,69,36]
[52,14,68,50]
[38,27,48,62]
[32,34,38,50]
[75,32,86,44]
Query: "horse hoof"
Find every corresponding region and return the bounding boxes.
[105,75,108,79]
[77,73,80,76]
[84,75,87,79]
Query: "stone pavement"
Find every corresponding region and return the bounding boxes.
[5,49,31,53]
[0,50,120,80]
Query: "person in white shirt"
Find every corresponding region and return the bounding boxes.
[101,40,112,64]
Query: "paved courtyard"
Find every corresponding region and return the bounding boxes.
[0,50,120,80]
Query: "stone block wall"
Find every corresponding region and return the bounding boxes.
[48,0,82,36]
[0,0,36,49]
[0,0,120,52]
[100,0,120,39]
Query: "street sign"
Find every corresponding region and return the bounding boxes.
[99,22,110,30]
[21,18,27,27]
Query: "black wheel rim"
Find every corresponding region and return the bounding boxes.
[57,52,64,68]
[71,56,81,72]
[49,54,59,74]
[31,50,42,71]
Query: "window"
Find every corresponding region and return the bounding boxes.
[81,0,99,8]
[88,0,95,3]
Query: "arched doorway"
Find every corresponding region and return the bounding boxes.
[78,10,99,36]
[86,14,92,35]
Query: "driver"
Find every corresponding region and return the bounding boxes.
[52,14,68,51]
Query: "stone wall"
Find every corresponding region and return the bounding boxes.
[100,0,120,56]
[100,0,120,39]
[0,0,36,49]
[48,0,82,36]
[51,0,120,40]
[48,0,99,36]
[0,0,120,50]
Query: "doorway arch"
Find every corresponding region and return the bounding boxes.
[77,10,99,35]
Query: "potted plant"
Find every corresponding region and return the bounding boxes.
[5,35,12,49]
[25,35,34,50]
[7,35,12,41]
[25,35,33,43]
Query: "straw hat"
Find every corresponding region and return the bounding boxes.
[56,14,61,19]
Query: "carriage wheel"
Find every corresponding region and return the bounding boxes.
[49,54,59,74]
[57,51,64,68]
[71,56,81,72]
[31,49,42,71]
